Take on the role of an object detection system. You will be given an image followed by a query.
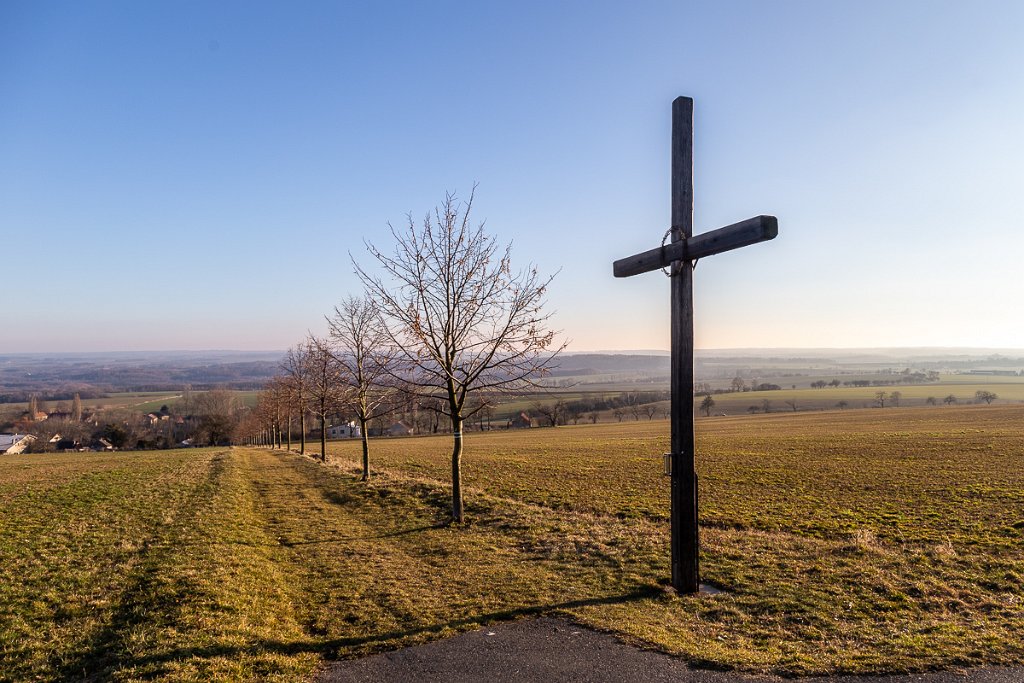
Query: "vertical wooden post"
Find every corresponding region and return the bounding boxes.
[670,96,699,594]
[614,96,776,592]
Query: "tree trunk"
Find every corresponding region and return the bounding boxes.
[359,416,369,481]
[451,416,464,523]
[286,415,292,452]
[320,413,327,463]
[300,411,306,455]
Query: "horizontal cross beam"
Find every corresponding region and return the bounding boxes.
[613,215,778,278]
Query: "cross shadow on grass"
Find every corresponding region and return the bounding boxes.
[49,512,201,680]
[313,584,665,652]
[64,585,663,678]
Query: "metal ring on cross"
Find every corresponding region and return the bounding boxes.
[660,228,673,277]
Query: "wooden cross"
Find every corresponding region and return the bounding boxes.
[613,96,778,594]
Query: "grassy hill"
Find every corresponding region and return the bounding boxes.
[1,406,1022,679]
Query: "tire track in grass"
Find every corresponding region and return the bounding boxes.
[0,449,319,682]
[44,451,231,680]
[78,449,319,681]
[0,451,211,682]
[243,448,665,664]
[243,449,451,650]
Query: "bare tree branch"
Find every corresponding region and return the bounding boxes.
[355,188,566,522]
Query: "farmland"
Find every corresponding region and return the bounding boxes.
[698,379,1024,414]
[2,406,1023,680]
[0,390,262,415]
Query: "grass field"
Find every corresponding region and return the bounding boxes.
[0,390,262,415]
[1,406,1022,680]
[0,391,185,414]
[3,377,1020,424]
[702,380,1024,415]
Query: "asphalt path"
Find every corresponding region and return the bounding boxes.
[317,617,1021,683]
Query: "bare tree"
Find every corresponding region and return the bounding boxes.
[270,377,291,448]
[875,391,888,408]
[192,390,240,446]
[259,376,293,449]
[533,399,563,427]
[307,335,348,463]
[627,393,643,421]
[975,390,997,404]
[281,343,312,455]
[269,375,297,451]
[479,403,495,431]
[700,394,715,417]
[327,294,397,480]
[252,391,274,447]
[644,404,661,420]
[357,188,565,523]
[784,398,798,412]
[890,390,902,407]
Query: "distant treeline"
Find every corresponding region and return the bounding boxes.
[540,391,671,425]
[0,389,108,404]
[0,357,279,400]
[546,354,669,377]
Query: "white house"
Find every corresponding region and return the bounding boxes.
[0,434,36,455]
[327,422,361,439]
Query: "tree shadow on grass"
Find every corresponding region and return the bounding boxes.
[63,585,663,678]
[321,480,452,518]
[276,523,448,546]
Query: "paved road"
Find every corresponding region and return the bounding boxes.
[317,617,1021,683]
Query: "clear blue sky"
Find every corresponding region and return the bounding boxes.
[3,1,1022,353]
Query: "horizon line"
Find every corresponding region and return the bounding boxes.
[3,345,1024,356]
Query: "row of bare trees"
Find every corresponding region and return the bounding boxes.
[244,188,565,522]
[246,297,397,482]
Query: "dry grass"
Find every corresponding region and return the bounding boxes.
[1,405,1023,679]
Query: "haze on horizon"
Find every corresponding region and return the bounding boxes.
[2,2,1022,355]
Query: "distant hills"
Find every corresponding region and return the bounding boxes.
[1,348,1022,403]
[0,351,283,401]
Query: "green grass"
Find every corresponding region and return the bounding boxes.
[0,450,317,681]
[701,379,1024,414]
[0,391,185,414]
[495,374,1024,418]
[1,390,261,416]
[2,406,1023,679]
